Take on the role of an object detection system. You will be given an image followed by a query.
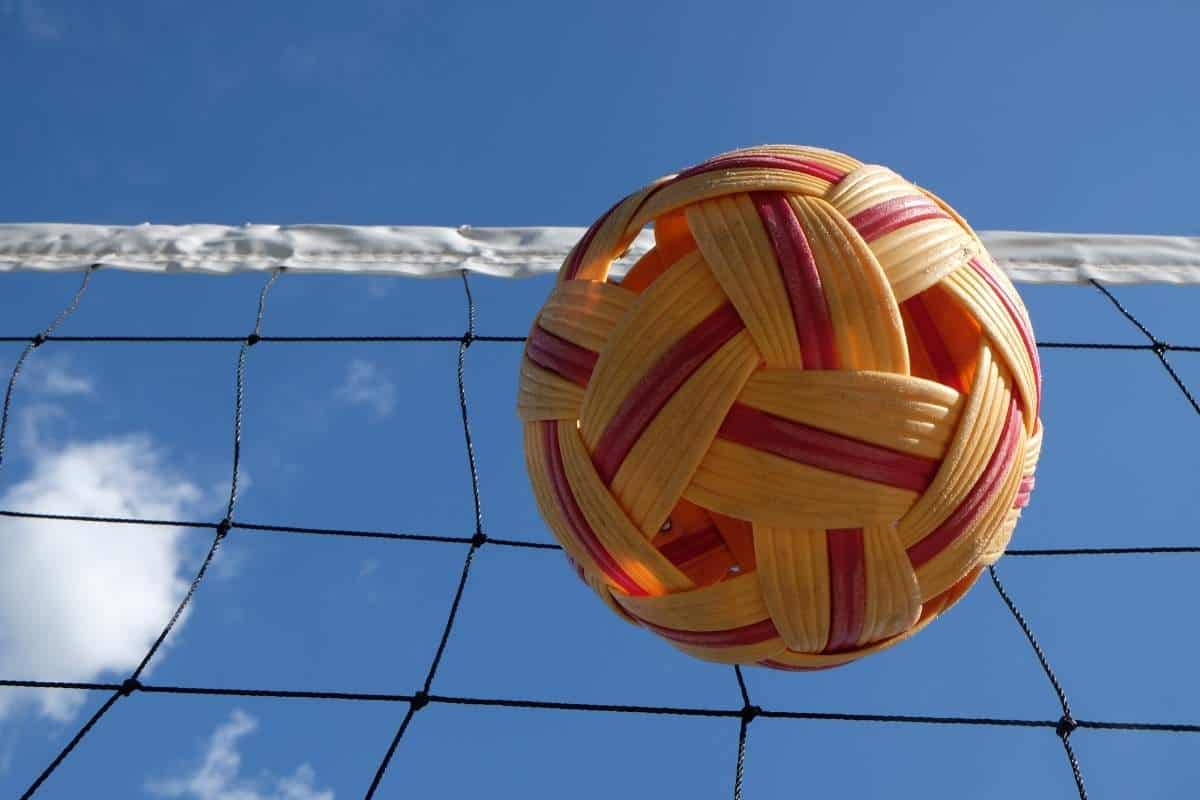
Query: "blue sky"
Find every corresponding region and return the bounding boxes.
[2,1,1199,798]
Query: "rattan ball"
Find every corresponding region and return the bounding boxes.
[518,145,1042,670]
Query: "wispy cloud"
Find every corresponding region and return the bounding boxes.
[19,354,94,397]
[2,0,63,41]
[335,359,396,421]
[0,433,201,721]
[146,709,334,800]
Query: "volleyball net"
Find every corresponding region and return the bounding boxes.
[0,224,1198,799]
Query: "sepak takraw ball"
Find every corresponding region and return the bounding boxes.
[518,145,1042,670]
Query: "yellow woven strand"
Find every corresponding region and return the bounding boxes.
[827,165,980,302]
[897,345,1009,547]
[686,438,918,529]
[670,637,787,666]
[914,427,1025,599]
[614,572,771,632]
[516,359,585,422]
[858,525,923,646]
[727,144,864,175]
[628,169,837,233]
[823,165,916,217]
[942,265,1039,430]
[577,251,726,448]
[873,220,983,303]
[788,196,909,374]
[523,424,608,580]
[566,177,671,284]
[557,420,694,595]
[982,422,1041,565]
[611,331,760,536]
[752,525,831,652]
[536,280,637,352]
[919,185,1037,334]
[736,370,963,459]
[687,195,804,367]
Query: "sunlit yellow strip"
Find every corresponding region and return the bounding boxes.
[858,525,922,646]
[614,572,769,632]
[919,185,1036,334]
[737,369,963,460]
[871,219,981,303]
[557,420,693,594]
[828,166,978,302]
[523,424,609,591]
[982,421,1041,565]
[824,165,915,218]
[524,427,631,622]
[942,265,1039,430]
[565,175,671,284]
[686,438,917,529]
[627,169,836,233]
[898,346,1010,553]
[611,331,759,536]
[753,525,831,652]
[721,144,863,176]
[578,251,725,449]
[537,280,636,352]
[670,637,787,666]
[789,196,908,373]
[517,359,584,422]
[687,195,803,367]
[913,425,1024,599]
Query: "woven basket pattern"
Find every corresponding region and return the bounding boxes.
[519,145,1043,669]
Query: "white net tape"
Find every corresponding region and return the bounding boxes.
[2,224,1199,284]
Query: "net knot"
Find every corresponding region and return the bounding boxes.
[411,690,430,711]
[740,704,761,723]
[30,333,46,348]
[216,518,233,538]
[245,333,261,346]
[471,531,488,548]
[119,678,142,697]
[1056,714,1078,738]
[461,332,475,347]
[1152,340,1169,355]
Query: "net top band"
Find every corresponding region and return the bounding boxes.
[2,223,1199,284]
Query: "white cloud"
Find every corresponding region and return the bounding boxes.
[0,432,202,721]
[359,558,379,577]
[19,355,94,397]
[1,0,63,40]
[335,359,395,421]
[147,710,334,800]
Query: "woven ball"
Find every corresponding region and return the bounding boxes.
[519,145,1043,670]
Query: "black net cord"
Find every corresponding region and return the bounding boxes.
[732,665,759,800]
[364,271,488,799]
[0,332,1195,353]
[989,566,1087,800]
[1086,280,1199,418]
[17,269,283,799]
[0,270,1197,797]
[3,676,1199,731]
[0,266,97,471]
[1,507,1196,559]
